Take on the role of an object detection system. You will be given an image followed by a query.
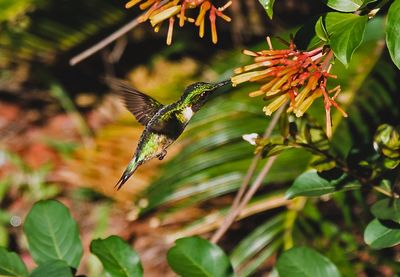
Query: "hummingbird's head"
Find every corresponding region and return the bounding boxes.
[181,79,231,110]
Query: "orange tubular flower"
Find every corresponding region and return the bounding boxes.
[231,37,348,138]
[125,0,232,45]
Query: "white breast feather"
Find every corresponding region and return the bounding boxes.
[183,107,194,121]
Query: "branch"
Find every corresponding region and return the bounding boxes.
[210,104,286,243]
[69,16,142,66]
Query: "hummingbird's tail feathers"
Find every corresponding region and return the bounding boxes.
[115,161,140,191]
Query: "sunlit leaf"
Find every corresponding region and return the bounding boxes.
[286,170,360,199]
[167,236,234,277]
[386,0,400,69]
[322,0,364,12]
[373,124,400,160]
[30,260,73,277]
[364,219,400,249]
[0,247,28,277]
[324,12,368,66]
[276,246,341,277]
[371,199,400,224]
[90,236,143,277]
[24,200,83,268]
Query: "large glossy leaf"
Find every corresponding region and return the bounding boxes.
[285,170,360,199]
[322,0,364,12]
[30,260,73,277]
[324,12,368,66]
[24,200,83,268]
[0,247,28,277]
[167,236,234,277]
[386,0,400,69]
[371,199,400,223]
[364,219,400,249]
[90,235,143,277]
[276,247,341,277]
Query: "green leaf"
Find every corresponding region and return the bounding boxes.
[30,260,73,277]
[285,170,360,199]
[371,199,400,223]
[90,235,143,277]
[276,246,341,277]
[315,16,328,42]
[167,236,234,277]
[324,12,368,66]
[373,124,400,159]
[258,0,275,19]
[24,200,83,268]
[364,219,400,249]
[386,0,400,69]
[322,0,364,12]
[0,247,28,277]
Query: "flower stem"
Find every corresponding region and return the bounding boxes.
[210,103,286,243]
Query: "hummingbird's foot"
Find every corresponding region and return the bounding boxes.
[157,150,167,160]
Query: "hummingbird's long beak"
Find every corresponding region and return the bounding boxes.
[215,79,232,88]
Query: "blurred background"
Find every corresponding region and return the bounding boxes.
[1,0,399,276]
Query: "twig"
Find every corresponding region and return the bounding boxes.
[69,16,142,66]
[70,0,171,66]
[210,104,286,243]
[211,156,278,243]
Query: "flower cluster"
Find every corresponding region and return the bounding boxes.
[125,0,232,45]
[231,37,348,137]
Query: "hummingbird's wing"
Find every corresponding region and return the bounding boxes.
[110,79,164,126]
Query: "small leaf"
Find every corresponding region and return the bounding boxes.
[0,247,28,277]
[386,0,400,69]
[373,124,400,159]
[324,12,368,66]
[364,219,400,249]
[322,0,364,12]
[24,200,83,268]
[258,0,275,19]
[90,235,143,277]
[286,170,360,199]
[371,199,400,223]
[167,236,234,277]
[30,260,73,277]
[276,246,341,277]
[315,16,328,42]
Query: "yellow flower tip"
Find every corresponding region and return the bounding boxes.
[263,106,273,116]
[139,0,155,10]
[219,1,233,11]
[295,110,304,117]
[195,1,211,26]
[211,20,218,44]
[242,49,258,57]
[179,5,186,27]
[150,5,181,27]
[219,14,231,22]
[125,0,141,9]
[249,90,264,97]
[166,17,175,46]
[198,20,205,38]
[231,71,262,85]
[234,67,245,74]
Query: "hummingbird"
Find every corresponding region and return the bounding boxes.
[111,79,231,190]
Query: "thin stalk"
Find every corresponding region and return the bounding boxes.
[69,0,169,65]
[210,104,286,243]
